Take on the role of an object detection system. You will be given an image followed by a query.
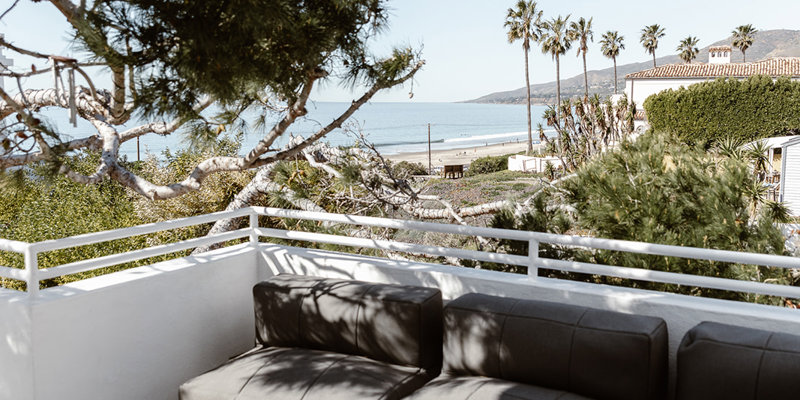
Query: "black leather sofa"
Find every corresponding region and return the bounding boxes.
[406,293,669,400]
[676,321,800,400]
[179,274,443,400]
[180,274,800,400]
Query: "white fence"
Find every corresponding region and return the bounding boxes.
[2,206,800,300]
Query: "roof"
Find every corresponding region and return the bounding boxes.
[708,45,732,52]
[625,57,800,79]
[746,135,800,149]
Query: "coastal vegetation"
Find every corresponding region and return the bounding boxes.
[644,75,800,143]
[568,17,594,98]
[732,24,759,62]
[540,15,574,113]
[491,131,792,304]
[640,24,666,68]
[677,36,700,63]
[599,31,625,94]
[505,0,544,155]
[0,0,422,202]
[540,94,635,172]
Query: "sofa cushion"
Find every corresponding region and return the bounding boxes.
[179,346,431,400]
[253,274,443,372]
[405,375,593,400]
[676,321,800,400]
[442,293,667,400]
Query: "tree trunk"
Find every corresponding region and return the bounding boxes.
[743,50,747,63]
[652,52,656,68]
[582,50,588,98]
[556,55,562,117]
[524,44,533,155]
[613,57,618,94]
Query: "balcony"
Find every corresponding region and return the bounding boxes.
[2,207,800,400]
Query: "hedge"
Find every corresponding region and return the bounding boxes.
[644,75,800,143]
[465,154,508,176]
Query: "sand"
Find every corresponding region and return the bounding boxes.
[385,140,539,167]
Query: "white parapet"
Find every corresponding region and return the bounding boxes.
[508,154,561,173]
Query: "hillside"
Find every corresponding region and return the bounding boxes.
[468,29,800,104]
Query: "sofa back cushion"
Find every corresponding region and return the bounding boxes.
[443,293,668,400]
[253,274,443,372]
[676,321,800,400]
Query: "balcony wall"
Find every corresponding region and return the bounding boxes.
[3,238,800,400]
[1,244,259,400]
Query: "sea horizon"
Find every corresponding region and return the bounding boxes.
[37,102,551,160]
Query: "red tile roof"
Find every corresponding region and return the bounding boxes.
[708,45,732,52]
[625,57,800,79]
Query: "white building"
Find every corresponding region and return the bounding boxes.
[746,136,800,216]
[624,51,800,109]
[0,34,12,90]
[779,137,800,215]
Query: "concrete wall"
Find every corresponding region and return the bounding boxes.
[625,78,711,109]
[0,289,33,400]
[0,244,260,400]
[4,239,800,399]
[260,243,800,396]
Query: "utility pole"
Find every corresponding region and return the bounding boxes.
[427,123,432,175]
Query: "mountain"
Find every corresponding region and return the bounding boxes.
[468,29,800,104]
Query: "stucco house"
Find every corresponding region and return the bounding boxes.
[624,46,800,109]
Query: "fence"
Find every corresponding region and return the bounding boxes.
[2,207,800,300]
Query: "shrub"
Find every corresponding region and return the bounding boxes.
[492,131,793,304]
[644,75,800,144]
[465,154,508,177]
[392,161,428,177]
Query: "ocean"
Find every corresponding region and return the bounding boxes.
[41,102,551,159]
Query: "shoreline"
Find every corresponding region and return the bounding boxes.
[384,140,540,166]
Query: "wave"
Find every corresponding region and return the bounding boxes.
[373,138,445,147]
[443,129,557,143]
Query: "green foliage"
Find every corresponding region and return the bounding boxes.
[564,131,789,301]
[465,155,508,177]
[645,75,800,143]
[391,161,428,177]
[0,140,260,291]
[0,152,149,290]
[492,131,792,303]
[134,137,255,225]
[78,0,400,118]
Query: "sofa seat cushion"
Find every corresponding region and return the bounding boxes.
[405,375,593,400]
[179,346,431,400]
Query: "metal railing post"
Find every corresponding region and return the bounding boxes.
[528,239,539,279]
[24,246,38,297]
[249,210,259,246]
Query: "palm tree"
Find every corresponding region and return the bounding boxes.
[540,15,573,113]
[505,1,544,155]
[677,36,700,63]
[732,24,758,62]
[600,31,625,94]
[569,17,593,98]
[640,24,665,68]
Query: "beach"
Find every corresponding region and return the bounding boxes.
[385,140,538,166]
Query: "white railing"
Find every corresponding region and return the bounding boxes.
[2,206,800,300]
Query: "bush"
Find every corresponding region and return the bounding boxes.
[465,154,508,177]
[492,131,793,304]
[392,161,428,177]
[644,75,800,144]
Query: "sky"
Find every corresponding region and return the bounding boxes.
[1,0,799,103]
